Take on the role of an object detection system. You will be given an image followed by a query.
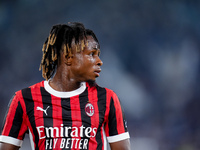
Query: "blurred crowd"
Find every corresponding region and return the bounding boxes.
[0,0,200,149]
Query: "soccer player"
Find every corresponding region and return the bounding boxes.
[0,22,130,150]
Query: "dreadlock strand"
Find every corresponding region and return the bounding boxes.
[42,43,46,52]
[67,44,73,57]
[39,60,44,71]
[49,33,57,45]
[45,41,50,53]
[64,44,67,56]
[81,39,85,51]
[39,53,45,71]
[42,65,46,79]
[39,64,42,71]
[46,58,49,66]
[51,48,55,61]
[45,67,49,75]
[51,47,58,61]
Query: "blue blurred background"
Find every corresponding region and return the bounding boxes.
[0,0,200,150]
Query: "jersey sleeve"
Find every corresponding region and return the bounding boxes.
[0,93,28,147]
[104,90,130,143]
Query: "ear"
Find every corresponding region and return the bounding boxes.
[64,54,73,66]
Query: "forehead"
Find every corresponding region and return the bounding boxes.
[86,36,100,49]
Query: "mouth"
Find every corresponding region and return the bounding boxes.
[94,69,101,77]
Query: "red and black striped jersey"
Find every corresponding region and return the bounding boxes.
[0,81,130,150]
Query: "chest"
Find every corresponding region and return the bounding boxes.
[26,95,107,134]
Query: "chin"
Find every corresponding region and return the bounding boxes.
[87,80,97,87]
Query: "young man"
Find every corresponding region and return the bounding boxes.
[0,22,130,150]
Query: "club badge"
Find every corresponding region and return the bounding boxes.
[85,103,94,117]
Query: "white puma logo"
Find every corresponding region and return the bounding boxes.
[36,106,50,116]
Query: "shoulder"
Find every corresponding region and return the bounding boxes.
[98,84,117,95]
[15,81,44,99]
[89,83,118,98]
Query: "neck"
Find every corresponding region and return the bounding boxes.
[49,71,81,92]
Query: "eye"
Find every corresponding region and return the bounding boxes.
[89,52,95,56]
[89,50,100,57]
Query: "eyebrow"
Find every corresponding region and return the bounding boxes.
[91,47,101,55]
[93,47,100,52]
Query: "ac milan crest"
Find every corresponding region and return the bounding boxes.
[85,103,94,117]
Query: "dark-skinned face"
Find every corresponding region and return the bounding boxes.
[69,36,103,82]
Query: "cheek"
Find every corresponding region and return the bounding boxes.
[83,56,95,65]
[87,55,96,63]
[74,58,92,72]
[74,56,84,67]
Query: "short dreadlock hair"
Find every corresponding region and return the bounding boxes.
[39,22,99,80]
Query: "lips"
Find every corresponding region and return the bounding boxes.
[94,69,101,77]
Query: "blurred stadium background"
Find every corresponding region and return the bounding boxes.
[0,0,200,150]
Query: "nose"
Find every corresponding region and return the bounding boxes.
[97,57,103,66]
